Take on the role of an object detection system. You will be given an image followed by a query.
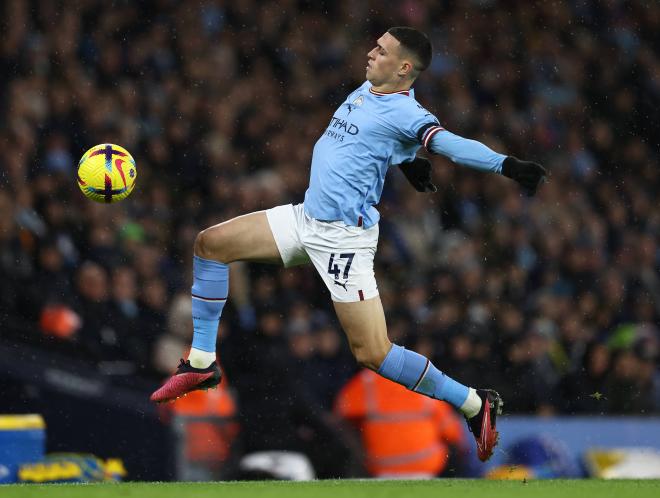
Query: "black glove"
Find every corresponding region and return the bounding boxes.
[398,156,437,193]
[501,156,548,196]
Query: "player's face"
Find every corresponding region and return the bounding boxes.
[366,33,404,86]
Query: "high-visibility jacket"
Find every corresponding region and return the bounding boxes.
[334,369,465,477]
[171,382,239,464]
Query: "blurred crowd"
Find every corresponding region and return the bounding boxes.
[1,0,659,429]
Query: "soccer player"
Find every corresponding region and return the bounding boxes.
[150,27,547,462]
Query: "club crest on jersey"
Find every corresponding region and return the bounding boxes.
[352,95,364,106]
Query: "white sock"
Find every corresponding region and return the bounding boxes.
[460,388,482,418]
[188,348,216,369]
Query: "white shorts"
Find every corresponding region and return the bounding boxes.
[266,203,379,303]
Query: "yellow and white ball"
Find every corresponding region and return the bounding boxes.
[77,144,137,203]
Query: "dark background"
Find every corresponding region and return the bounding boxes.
[1,0,659,479]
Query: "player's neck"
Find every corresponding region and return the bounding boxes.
[370,80,412,94]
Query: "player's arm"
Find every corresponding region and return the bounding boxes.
[426,127,547,196]
[397,104,547,195]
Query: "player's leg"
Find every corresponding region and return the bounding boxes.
[194,211,283,265]
[187,211,283,368]
[333,296,502,461]
[331,296,390,370]
[333,296,478,412]
[151,209,292,403]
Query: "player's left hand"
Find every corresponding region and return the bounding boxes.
[501,156,548,196]
[398,156,437,193]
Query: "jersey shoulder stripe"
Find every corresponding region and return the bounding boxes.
[416,122,445,147]
[423,126,444,149]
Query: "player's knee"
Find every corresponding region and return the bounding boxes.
[350,342,389,371]
[194,227,230,263]
[194,229,213,259]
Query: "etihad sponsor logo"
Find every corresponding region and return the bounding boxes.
[328,116,359,135]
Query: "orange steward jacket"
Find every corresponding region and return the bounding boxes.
[334,369,465,477]
[172,382,238,464]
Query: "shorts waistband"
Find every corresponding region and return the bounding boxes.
[313,216,365,229]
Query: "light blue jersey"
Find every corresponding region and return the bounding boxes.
[303,81,506,228]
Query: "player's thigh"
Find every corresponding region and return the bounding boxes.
[333,296,391,370]
[196,211,282,264]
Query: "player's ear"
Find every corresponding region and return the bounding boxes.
[399,60,414,78]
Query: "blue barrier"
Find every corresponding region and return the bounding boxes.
[0,342,174,481]
[0,415,46,483]
[485,415,660,472]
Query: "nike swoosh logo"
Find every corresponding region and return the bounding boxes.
[114,158,127,187]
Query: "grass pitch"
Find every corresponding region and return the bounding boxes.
[2,479,660,498]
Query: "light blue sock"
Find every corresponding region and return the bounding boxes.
[191,255,229,353]
[377,344,470,408]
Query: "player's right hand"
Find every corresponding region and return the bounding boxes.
[398,156,437,193]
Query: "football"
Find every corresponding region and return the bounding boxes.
[77,143,137,203]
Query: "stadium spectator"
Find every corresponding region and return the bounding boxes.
[71,261,126,364]
[335,369,468,478]
[169,382,240,480]
[559,341,611,414]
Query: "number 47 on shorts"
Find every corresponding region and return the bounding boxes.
[328,253,355,285]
